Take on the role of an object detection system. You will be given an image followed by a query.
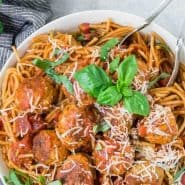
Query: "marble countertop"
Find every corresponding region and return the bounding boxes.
[50,0,185,37]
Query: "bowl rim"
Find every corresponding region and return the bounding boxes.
[0,9,177,184]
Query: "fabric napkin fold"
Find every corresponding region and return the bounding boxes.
[0,0,52,68]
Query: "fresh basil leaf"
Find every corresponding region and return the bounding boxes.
[121,86,133,97]
[124,91,150,116]
[9,169,23,185]
[53,48,61,56]
[48,180,62,185]
[32,59,53,70]
[58,75,74,94]
[118,55,137,87]
[33,53,69,70]
[109,56,120,73]
[148,72,170,88]
[0,21,3,34]
[95,143,103,151]
[37,176,46,185]
[5,169,34,185]
[174,167,185,182]
[74,64,112,98]
[52,53,69,67]
[77,34,85,41]
[25,179,33,185]
[97,86,122,106]
[4,176,13,184]
[100,38,119,61]
[93,121,111,134]
[46,69,74,94]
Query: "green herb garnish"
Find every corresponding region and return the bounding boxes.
[53,48,61,56]
[124,91,150,116]
[74,54,150,116]
[74,64,112,98]
[93,121,111,134]
[48,180,62,185]
[100,38,119,61]
[97,86,122,106]
[109,56,120,73]
[33,53,73,94]
[4,169,33,185]
[46,68,73,94]
[77,34,85,42]
[121,86,133,97]
[174,167,185,182]
[148,72,170,89]
[37,176,46,185]
[33,53,69,69]
[117,55,137,87]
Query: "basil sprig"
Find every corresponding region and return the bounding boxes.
[32,53,74,94]
[100,38,119,61]
[74,55,150,116]
[74,64,112,97]
[116,55,150,116]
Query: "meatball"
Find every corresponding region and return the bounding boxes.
[95,103,133,140]
[33,130,69,165]
[8,135,33,167]
[15,76,54,111]
[138,104,178,144]
[56,103,96,151]
[99,175,124,185]
[125,161,164,185]
[55,153,94,185]
[93,137,134,176]
[14,114,46,137]
[62,81,94,106]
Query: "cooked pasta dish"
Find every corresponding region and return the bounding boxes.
[0,20,185,185]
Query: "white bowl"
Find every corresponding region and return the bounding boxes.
[0,10,177,184]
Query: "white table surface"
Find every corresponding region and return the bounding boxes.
[50,0,185,38]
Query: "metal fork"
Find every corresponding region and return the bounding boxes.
[167,19,185,86]
[118,0,173,47]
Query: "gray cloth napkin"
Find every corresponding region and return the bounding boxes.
[0,0,52,184]
[0,0,52,68]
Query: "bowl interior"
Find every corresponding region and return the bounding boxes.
[0,10,177,184]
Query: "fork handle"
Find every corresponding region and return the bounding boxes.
[145,0,173,25]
